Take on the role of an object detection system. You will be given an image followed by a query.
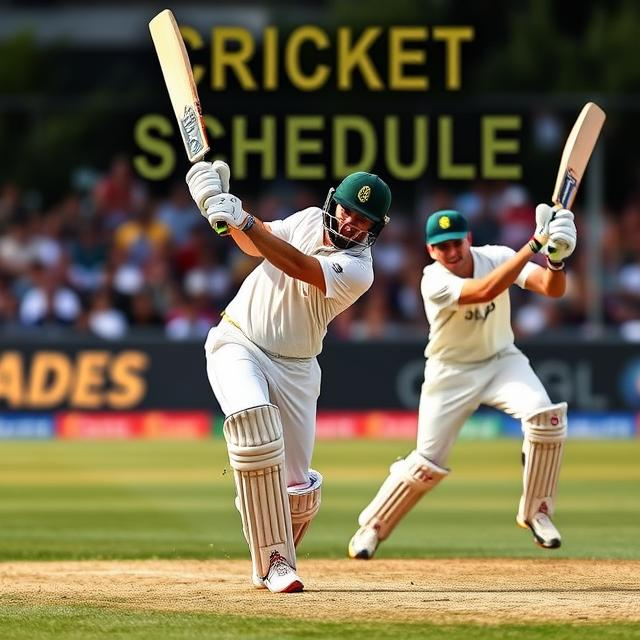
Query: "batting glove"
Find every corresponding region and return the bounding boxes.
[185,160,231,212]
[529,203,554,252]
[544,209,577,262]
[204,193,251,231]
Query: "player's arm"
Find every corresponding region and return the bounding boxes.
[196,188,326,293]
[228,224,267,257]
[458,243,540,305]
[522,264,566,298]
[243,219,326,294]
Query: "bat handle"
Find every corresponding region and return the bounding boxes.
[214,221,229,236]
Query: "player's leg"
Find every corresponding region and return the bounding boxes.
[267,357,323,547]
[224,404,302,593]
[205,326,301,592]
[288,469,322,547]
[348,359,481,559]
[483,349,567,548]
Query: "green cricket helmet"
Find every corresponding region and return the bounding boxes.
[322,172,391,250]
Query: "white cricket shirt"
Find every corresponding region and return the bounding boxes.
[421,245,538,363]
[224,207,373,358]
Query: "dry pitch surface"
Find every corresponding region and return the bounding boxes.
[1,559,639,624]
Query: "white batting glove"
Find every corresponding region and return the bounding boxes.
[204,193,250,230]
[544,209,577,262]
[185,160,231,212]
[529,203,554,252]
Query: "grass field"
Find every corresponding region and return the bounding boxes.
[0,438,639,639]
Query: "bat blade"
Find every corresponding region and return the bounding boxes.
[551,102,606,209]
[149,9,209,163]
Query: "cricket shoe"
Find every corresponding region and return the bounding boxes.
[517,511,562,549]
[348,526,379,559]
[262,551,304,593]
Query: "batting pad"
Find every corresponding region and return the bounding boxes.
[518,402,568,522]
[358,450,448,540]
[288,468,322,548]
[224,404,296,580]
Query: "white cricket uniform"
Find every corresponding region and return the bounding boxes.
[417,245,550,466]
[205,206,373,485]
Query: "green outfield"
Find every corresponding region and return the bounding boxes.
[0,438,639,639]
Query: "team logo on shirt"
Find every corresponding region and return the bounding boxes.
[464,301,496,322]
[357,186,371,203]
[331,263,343,273]
[439,216,451,229]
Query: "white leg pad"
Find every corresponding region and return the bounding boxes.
[224,404,296,581]
[288,469,322,548]
[358,450,448,541]
[518,402,567,523]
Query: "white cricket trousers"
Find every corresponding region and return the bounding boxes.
[204,320,321,486]
[417,345,551,467]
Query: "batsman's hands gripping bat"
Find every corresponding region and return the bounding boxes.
[149,9,230,236]
[204,193,251,231]
[186,160,233,234]
[543,209,577,262]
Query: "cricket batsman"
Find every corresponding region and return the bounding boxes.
[348,204,577,559]
[185,160,391,591]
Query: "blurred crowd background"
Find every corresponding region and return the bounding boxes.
[1,155,638,342]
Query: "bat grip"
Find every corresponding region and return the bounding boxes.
[214,221,229,236]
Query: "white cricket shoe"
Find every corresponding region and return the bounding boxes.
[348,526,379,559]
[517,511,562,549]
[262,551,304,593]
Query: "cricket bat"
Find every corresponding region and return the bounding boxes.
[552,102,606,210]
[149,9,227,235]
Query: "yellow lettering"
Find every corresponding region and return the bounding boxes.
[337,27,384,90]
[263,27,279,90]
[109,351,149,409]
[389,27,428,90]
[433,26,474,90]
[385,116,428,179]
[286,26,330,91]
[133,115,175,181]
[71,351,109,409]
[179,25,205,85]
[482,116,522,179]
[211,27,257,90]
[0,352,23,408]
[333,116,377,176]
[286,116,325,179]
[232,116,276,179]
[27,353,71,408]
[439,116,475,179]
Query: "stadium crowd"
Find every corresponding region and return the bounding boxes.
[0,156,637,342]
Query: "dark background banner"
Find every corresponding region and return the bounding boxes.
[1,338,638,412]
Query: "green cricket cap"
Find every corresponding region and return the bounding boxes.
[425,209,469,245]
[334,172,391,225]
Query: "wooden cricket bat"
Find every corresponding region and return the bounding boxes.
[149,9,227,235]
[552,102,606,210]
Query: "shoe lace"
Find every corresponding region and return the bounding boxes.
[269,551,291,577]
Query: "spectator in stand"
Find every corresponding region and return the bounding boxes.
[113,197,171,265]
[19,262,81,327]
[93,155,146,229]
[67,222,108,293]
[87,287,128,340]
[157,181,202,248]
